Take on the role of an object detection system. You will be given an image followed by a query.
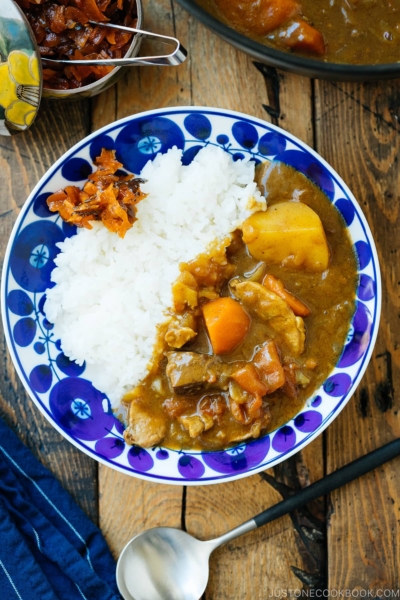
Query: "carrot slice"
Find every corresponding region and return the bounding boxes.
[231,364,267,397]
[263,274,311,317]
[202,297,250,355]
[253,340,285,394]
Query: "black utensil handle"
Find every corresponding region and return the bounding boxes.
[254,437,400,528]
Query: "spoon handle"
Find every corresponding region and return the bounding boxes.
[213,438,400,547]
[254,437,400,528]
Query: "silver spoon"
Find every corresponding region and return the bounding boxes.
[43,21,187,67]
[116,437,400,600]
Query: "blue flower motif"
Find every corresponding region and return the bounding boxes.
[355,241,372,270]
[13,317,36,347]
[182,145,203,166]
[357,274,376,301]
[184,113,212,140]
[30,364,52,394]
[294,411,322,433]
[258,131,286,156]
[38,294,47,315]
[178,455,205,479]
[10,221,64,293]
[312,395,322,407]
[71,398,91,419]
[272,426,296,452]
[338,301,372,368]
[89,134,115,161]
[156,449,169,460]
[49,378,114,441]
[33,192,53,218]
[216,134,229,146]
[203,436,270,474]
[34,342,45,355]
[128,446,154,472]
[95,436,125,459]
[7,290,33,316]
[56,352,85,377]
[232,121,258,150]
[42,318,53,330]
[323,373,352,397]
[335,198,355,226]
[115,117,185,174]
[30,244,49,268]
[61,157,92,182]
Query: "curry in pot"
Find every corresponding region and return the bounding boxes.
[122,161,358,451]
[199,0,400,65]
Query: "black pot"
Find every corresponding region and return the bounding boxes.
[176,0,400,81]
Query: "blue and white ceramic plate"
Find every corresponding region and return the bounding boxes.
[1,107,381,485]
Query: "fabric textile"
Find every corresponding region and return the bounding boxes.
[0,417,121,600]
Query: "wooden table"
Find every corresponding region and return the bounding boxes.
[1,0,400,595]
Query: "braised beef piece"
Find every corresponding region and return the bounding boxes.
[124,399,167,448]
[166,351,234,395]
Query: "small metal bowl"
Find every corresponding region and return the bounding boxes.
[42,0,143,100]
[176,0,400,82]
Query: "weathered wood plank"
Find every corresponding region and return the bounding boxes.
[98,469,183,559]
[91,0,188,553]
[0,99,98,522]
[186,477,309,598]
[315,79,400,590]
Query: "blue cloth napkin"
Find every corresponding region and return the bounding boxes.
[0,417,121,600]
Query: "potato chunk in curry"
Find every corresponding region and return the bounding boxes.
[242,202,330,272]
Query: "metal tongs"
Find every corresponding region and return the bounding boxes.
[43,21,187,67]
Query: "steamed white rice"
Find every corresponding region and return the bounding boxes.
[44,145,266,405]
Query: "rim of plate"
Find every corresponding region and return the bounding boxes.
[1,106,382,485]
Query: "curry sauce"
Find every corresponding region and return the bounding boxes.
[199,0,400,65]
[122,161,358,452]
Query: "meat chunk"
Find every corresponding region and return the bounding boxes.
[124,400,167,448]
[230,280,305,355]
[179,413,214,438]
[166,352,233,395]
[164,312,197,349]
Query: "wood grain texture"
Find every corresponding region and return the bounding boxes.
[0,100,99,522]
[186,477,307,597]
[315,80,400,591]
[98,468,183,559]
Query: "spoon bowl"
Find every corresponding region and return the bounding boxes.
[116,527,213,600]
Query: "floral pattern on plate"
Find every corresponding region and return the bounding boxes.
[1,108,381,484]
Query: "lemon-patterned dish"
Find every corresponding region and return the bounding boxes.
[0,0,42,136]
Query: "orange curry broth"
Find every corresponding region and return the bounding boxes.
[199,0,400,65]
[121,162,358,452]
